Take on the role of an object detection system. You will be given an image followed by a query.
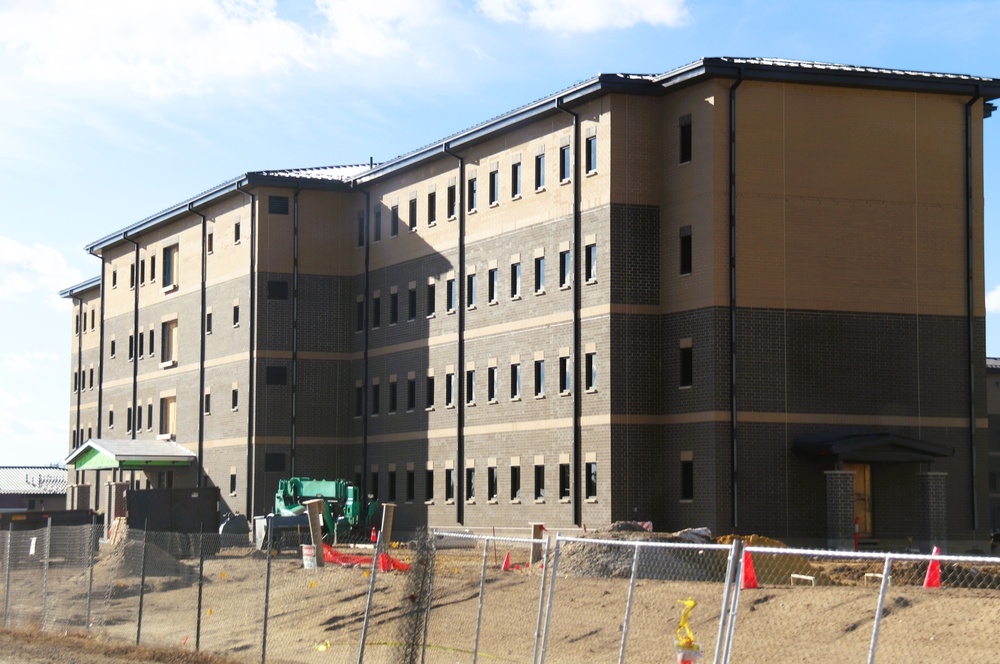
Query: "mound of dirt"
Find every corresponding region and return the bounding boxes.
[95,539,198,579]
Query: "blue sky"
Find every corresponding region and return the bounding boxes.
[1,0,998,467]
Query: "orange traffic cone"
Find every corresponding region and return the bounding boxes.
[371,527,378,543]
[923,546,941,588]
[740,550,758,590]
[501,551,511,572]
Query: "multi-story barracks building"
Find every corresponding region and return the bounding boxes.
[61,57,999,550]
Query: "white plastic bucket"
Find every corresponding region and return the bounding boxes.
[302,544,317,569]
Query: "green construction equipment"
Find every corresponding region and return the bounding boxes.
[273,477,380,539]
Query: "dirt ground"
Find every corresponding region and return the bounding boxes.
[1,527,998,663]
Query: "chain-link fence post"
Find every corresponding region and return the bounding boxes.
[196,527,205,651]
[867,555,893,664]
[617,542,641,664]
[472,537,490,663]
[136,522,148,646]
[538,533,562,664]
[2,523,10,628]
[420,534,437,664]
[262,517,274,664]
[40,517,51,630]
[86,517,96,630]
[531,534,551,664]
[357,531,383,664]
[721,542,746,664]
[712,539,741,664]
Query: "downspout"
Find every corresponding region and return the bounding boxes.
[442,143,465,525]
[729,72,743,530]
[290,189,301,478]
[556,98,583,527]
[965,90,981,530]
[359,187,371,505]
[236,183,257,518]
[94,250,106,441]
[123,236,140,442]
[190,205,208,488]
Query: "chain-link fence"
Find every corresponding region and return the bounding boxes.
[2,522,1000,663]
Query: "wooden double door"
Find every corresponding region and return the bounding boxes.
[843,463,872,537]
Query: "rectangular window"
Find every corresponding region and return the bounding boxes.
[511,162,522,198]
[680,226,692,275]
[559,249,570,288]
[232,388,239,410]
[559,463,570,500]
[267,281,289,299]
[585,461,597,499]
[206,312,213,334]
[510,362,521,399]
[559,145,571,181]
[680,346,693,387]
[232,304,240,327]
[162,244,179,288]
[426,468,434,501]
[427,192,437,225]
[234,222,241,244]
[534,359,545,397]
[108,408,114,428]
[681,458,694,500]
[445,468,455,502]
[559,355,571,394]
[148,329,154,356]
[371,383,380,415]
[374,207,382,242]
[510,465,521,500]
[391,205,399,237]
[388,470,397,501]
[371,471,379,501]
[487,366,498,402]
[147,403,152,429]
[408,287,417,320]
[230,471,237,494]
[356,299,365,332]
[466,369,475,404]
[585,352,597,391]
[679,114,692,164]
[389,378,397,413]
[159,396,177,438]
[534,153,545,189]
[372,295,381,328]
[112,269,118,289]
[488,466,498,501]
[426,375,435,408]
[265,366,287,385]
[150,255,156,282]
[139,259,146,286]
[585,243,597,281]
[446,278,456,313]
[408,198,417,231]
[89,367,94,389]
[390,292,398,324]
[534,463,545,500]
[467,273,476,308]
[407,377,416,411]
[110,340,116,358]
[206,232,214,255]
[467,177,477,211]
[204,393,211,415]
[447,185,457,218]
[446,372,456,407]
[487,268,498,303]
[510,262,521,298]
[426,283,436,316]
[355,385,363,417]
[72,371,79,392]
[406,470,415,502]
[466,467,475,501]
[126,407,132,433]
[489,169,499,205]
[138,332,144,358]
[136,402,142,430]
[129,264,135,289]
[128,334,134,361]
[534,256,545,293]
[585,135,597,173]
[161,320,178,364]
[268,195,289,215]
[357,210,365,247]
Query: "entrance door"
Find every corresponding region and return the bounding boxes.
[843,463,872,537]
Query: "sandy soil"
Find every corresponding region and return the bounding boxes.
[1,531,998,663]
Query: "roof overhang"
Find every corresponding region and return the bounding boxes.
[65,439,197,471]
[793,432,955,463]
[59,275,101,300]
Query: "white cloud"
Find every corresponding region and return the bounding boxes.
[0,388,67,465]
[476,0,689,33]
[0,237,82,309]
[987,284,1000,313]
[3,350,60,372]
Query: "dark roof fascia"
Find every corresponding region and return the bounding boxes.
[353,74,659,186]
[84,172,354,255]
[656,57,1000,100]
[59,275,101,299]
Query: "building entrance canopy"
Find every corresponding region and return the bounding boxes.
[793,432,955,463]
[64,439,196,472]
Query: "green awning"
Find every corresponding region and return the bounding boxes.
[64,439,196,471]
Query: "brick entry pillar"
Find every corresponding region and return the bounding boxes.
[916,472,947,553]
[825,471,855,551]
